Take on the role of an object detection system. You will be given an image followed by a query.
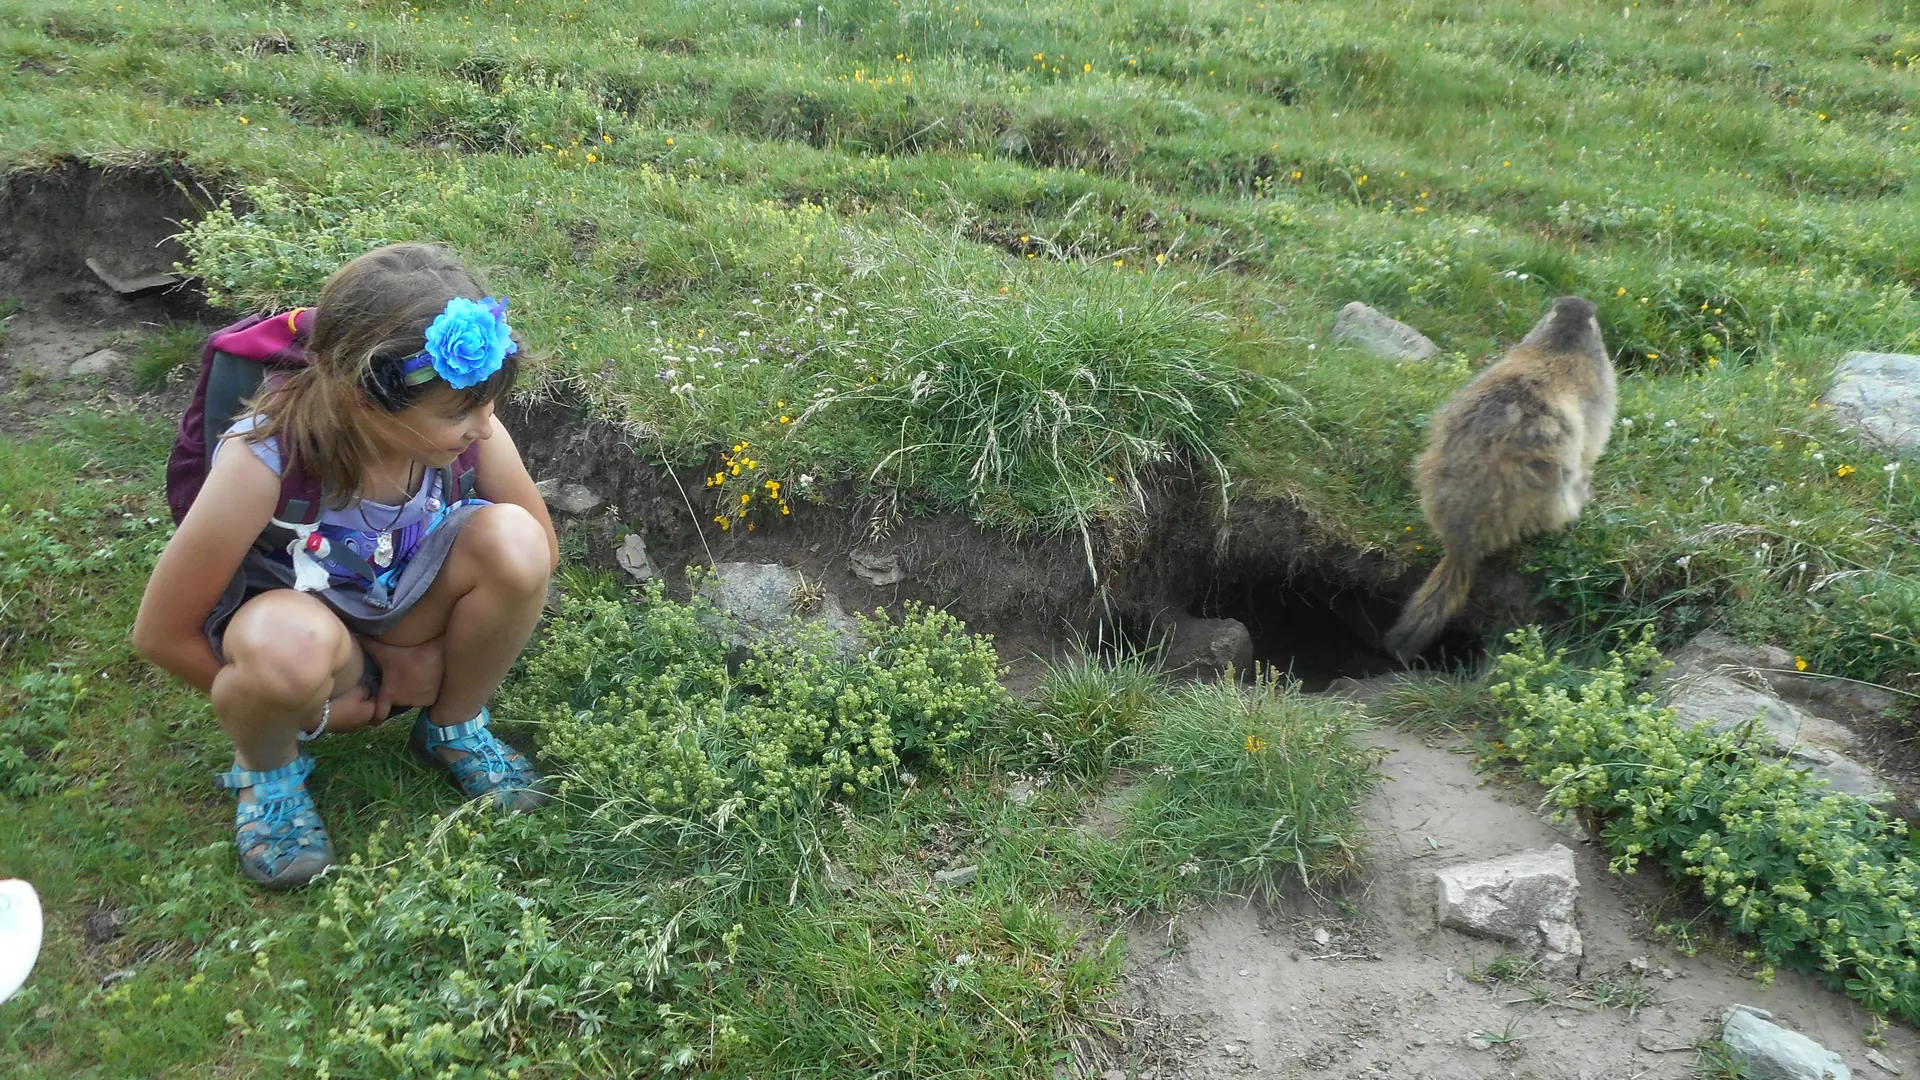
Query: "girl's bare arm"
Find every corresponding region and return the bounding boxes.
[473,416,559,572]
[132,444,281,693]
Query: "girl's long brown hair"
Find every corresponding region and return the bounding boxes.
[246,243,521,504]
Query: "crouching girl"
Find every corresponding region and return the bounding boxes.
[133,243,559,890]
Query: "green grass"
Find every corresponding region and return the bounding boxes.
[3,0,1914,678]
[7,0,1920,1071]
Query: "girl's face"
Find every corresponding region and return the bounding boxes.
[371,387,495,467]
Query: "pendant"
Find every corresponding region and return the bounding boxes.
[373,531,395,568]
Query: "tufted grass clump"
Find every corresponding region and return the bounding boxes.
[1082,671,1383,909]
[1490,627,1920,1026]
[505,582,1007,821]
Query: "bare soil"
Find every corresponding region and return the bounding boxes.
[1114,723,1915,1079]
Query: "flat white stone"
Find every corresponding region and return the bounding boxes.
[1434,845,1582,977]
[1824,352,1920,457]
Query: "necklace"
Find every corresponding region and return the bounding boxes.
[361,460,419,570]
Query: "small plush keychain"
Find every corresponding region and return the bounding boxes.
[274,519,335,592]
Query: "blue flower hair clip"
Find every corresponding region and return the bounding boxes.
[400,296,517,391]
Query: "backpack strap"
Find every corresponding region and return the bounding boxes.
[448,441,482,502]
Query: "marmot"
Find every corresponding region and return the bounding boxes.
[1383,296,1617,663]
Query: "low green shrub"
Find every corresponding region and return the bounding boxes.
[1490,628,1920,1024]
[0,669,83,795]
[505,582,1007,819]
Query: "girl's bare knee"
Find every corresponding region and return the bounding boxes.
[462,504,551,595]
[223,596,349,708]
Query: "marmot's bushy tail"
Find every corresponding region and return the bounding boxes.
[1383,554,1475,664]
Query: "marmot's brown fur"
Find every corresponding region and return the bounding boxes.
[1383,297,1617,663]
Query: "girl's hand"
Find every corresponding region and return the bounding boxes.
[363,637,444,716]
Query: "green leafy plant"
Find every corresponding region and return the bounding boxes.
[508,582,1007,819]
[0,668,83,795]
[1490,627,1920,1025]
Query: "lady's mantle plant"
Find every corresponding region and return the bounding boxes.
[1489,628,1920,1024]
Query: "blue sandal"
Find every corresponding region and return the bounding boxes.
[409,707,548,813]
[216,754,334,890]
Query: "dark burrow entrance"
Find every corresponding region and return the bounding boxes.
[1192,569,1485,692]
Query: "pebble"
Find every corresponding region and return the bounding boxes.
[1868,1050,1903,1076]
[933,864,978,886]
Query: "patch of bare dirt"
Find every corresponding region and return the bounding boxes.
[1113,726,1916,1079]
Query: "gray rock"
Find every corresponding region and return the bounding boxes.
[85,256,180,297]
[1824,352,1920,458]
[1332,302,1438,362]
[1722,1007,1851,1080]
[616,534,655,582]
[1660,640,1890,800]
[1665,630,1899,720]
[849,549,907,587]
[67,348,124,379]
[697,562,858,653]
[1866,1050,1902,1077]
[1160,616,1253,680]
[933,864,978,886]
[534,479,603,516]
[1433,845,1583,978]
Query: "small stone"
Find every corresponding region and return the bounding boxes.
[83,907,125,945]
[1312,928,1332,947]
[1867,1051,1902,1077]
[1332,301,1438,362]
[934,864,978,886]
[1221,1044,1242,1058]
[1433,845,1583,978]
[67,349,124,379]
[697,562,859,654]
[1160,616,1253,680]
[99,968,135,990]
[1824,352,1920,458]
[1467,1035,1495,1052]
[84,256,180,297]
[616,534,655,581]
[849,549,907,586]
[1007,778,1040,805]
[1238,969,1250,977]
[1722,1008,1851,1080]
[534,480,603,516]
[1628,956,1651,973]
[1103,1071,1126,1080]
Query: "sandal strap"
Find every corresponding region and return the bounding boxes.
[216,753,316,800]
[416,706,495,748]
[416,708,539,790]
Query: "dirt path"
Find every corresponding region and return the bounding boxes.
[1119,726,1915,1079]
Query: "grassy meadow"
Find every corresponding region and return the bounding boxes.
[2,0,1920,1074]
